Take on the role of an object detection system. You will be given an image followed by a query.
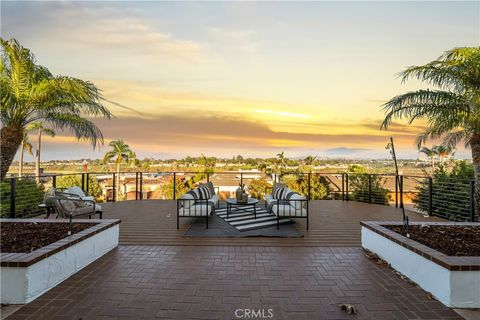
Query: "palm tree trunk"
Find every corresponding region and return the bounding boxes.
[116,163,121,201]
[0,124,24,180]
[19,144,24,177]
[471,134,480,218]
[35,129,42,183]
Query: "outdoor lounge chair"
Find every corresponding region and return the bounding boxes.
[264,183,309,229]
[49,192,103,219]
[60,187,102,214]
[176,182,218,229]
[272,193,309,230]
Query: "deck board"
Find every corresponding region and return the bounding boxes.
[101,200,443,246]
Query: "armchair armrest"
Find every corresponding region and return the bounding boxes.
[56,191,81,199]
[287,198,308,209]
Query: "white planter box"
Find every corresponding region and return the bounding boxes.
[361,222,480,308]
[1,219,120,304]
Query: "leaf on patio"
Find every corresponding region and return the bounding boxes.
[338,304,358,315]
[364,250,389,266]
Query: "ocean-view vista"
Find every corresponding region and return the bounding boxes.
[1,1,479,319]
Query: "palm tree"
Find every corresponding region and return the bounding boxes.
[258,162,268,173]
[141,161,151,173]
[433,145,454,163]
[0,38,111,179]
[381,47,480,213]
[103,139,135,200]
[419,146,437,172]
[304,155,317,167]
[276,152,286,173]
[199,154,216,175]
[18,131,33,177]
[27,122,56,181]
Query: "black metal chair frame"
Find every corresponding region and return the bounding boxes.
[176,198,214,229]
[274,199,309,230]
[49,193,103,219]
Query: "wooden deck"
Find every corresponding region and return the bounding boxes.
[101,200,443,246]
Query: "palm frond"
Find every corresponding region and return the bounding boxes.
[102,150,117,164]
[419,146,434,156]
[400,46,480,93]
[1,37,112,146]
[400,64,462,91]
[25,122,56,137]
[103,139,135,166]
[42,127,56,137]
[23,141,33,155]
[43,113,104,148]
[381,90,468,130]
[442,131,469,149]
[415,127,444,149]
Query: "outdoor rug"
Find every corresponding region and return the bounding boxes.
[183,212,303,238]
[215,205,294,231]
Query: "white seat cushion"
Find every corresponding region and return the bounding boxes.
[272,204,307,217]
[178,204,212,217]
[289,193,306,209]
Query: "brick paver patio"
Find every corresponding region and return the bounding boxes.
[8,245,462,320]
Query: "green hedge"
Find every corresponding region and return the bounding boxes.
[1,179,45,217]
[281,174,331,200]
[413,161,473,221]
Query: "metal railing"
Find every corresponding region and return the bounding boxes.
[1,171,476,221]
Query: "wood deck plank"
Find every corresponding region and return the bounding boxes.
[101,200,443,246]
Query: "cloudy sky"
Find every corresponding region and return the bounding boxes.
[2,1,479,160]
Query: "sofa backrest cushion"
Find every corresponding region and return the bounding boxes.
[199,182,215,195]
[272,182,286,195]
[273,187,291,200]
[190,188,200,199]
[198,186,211,199]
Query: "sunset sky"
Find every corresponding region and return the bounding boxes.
[2,1,479,160]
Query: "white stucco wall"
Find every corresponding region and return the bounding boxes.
[361,226,480,308]
[450,269,480,308]
[1,224,119,304]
